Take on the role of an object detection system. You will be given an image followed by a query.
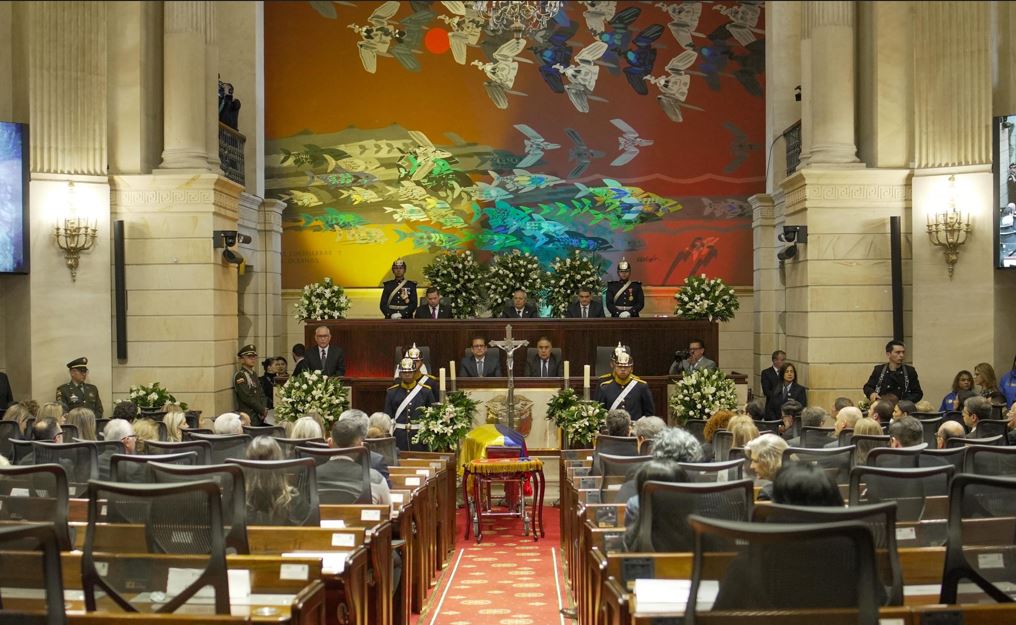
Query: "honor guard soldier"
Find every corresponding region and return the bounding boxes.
[605,258,644,317]
[234,344,268,426]
[595,351,654,420]
[599,342,631,382]
[57,357,104,417]
[381,258,418,319]
[407,343,434,383]
[386,357,436,451]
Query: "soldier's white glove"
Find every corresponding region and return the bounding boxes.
[619,311,631,318]
[391,312,402,319]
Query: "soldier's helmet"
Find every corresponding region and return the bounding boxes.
[615,352,634,367]
[406,343,422,361]
[611,342,630,363]
[398,357,416,373]
[392,258,407,269]
[617,257,631,272]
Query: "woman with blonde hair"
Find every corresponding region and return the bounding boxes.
[744,433,789,500]
[290,416,323,440]
[133,418,160,453]
[37,402,66,424]
[851,417,886,465]
[974,363,1001,398]
[65,407,97,441]
[728,414,760,449]
[163,411,188,442]
[2,404,32,437]
[244,437,299,525]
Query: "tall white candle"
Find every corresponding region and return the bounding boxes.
[439,368,446,391]
[563,360,570,381]
[450,361,456,382]
[583,364,591,388]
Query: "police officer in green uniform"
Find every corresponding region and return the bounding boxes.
[385,357,436,451]
[234,344,268,426]
[56,357,104,417]
[380,258,418,319]
[595,351,654,420]
[605,258,645,318]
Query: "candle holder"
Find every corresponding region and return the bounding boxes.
[926,176,972,279]
[53,182,98,282]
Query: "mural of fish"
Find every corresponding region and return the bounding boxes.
[396,225,473,251]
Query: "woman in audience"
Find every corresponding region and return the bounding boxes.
[2,403,32,438]
[914,399,936,414]
[64,407,97,440]
[368,412,394,436]
[744,397,766,422]
[244,436,299,525]
[112,400,139,422]
[19,400,39,417]
[37,402,65,424]
[771,462,844,506]
[744,433,789,500]
[765,362,808,420]
[701,409,735,460]
[974,362,1001,398]
[622,459,689,551]
[163,411,188,442]
[290,416,323,440]
[940,370,973,412]
[851,417,885,465]
[728,415,760,448]
[133,418,159,453]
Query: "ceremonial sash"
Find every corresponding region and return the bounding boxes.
[611,378,639,410]
[387,279,408,305]
[395,383,424,420]
[613,280,633,303]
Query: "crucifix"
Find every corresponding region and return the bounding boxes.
[489,324,528,430]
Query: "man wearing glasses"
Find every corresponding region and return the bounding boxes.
[460,336,502,377]
[669,338,717,375]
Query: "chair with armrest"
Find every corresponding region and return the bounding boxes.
[849,464,954,522]
[59,424,79,441]
[183,432,252,464]
[678,459,745,483]
[947,434,1004,448]
[295,445,371,505]
[149,462,248,553]
[801,426,835,449]
[274,437,327,459]
[242,425,286,438]
[867,443,928,468]
[365,436,399,467]
[597,453,651,504]
[916,415,944,447]
[0,420,21,459]
[226,457,320,526]
[0,464,72,550]
[93,418,110,439]
[144,439,212,465]
[0,523,67,625]
[963,444,1016,476]
[109,452,200,483]
[181,428,214,439]
[82,479,229,614]
[712,430,734,461]
[684,419,708,443]
[10,438,32,463]
[922,446,967,471]
[782,445,855,485]
[631,479,754,552]
[32,441,98,497]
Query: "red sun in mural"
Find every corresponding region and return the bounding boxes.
[424,27,450,54]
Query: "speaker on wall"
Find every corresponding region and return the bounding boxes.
[113,219,127,360]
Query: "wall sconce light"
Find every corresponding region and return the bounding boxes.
[926,175,972,278]
[53,182,98,282]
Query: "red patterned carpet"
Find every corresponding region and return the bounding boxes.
[413,504,568,625]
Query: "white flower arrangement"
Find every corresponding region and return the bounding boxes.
[669,367,738,424]
[673,274,740,322]
[559,400,607,447]
[293,276,351,322]
[275,370,350,431]
[545,251,607,318]
[484,250,547,311]
[414,391,478,451]
[128,382,186,411]
[423,251,486,318]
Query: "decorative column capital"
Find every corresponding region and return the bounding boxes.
[165,1,207,34]
[806,1,854,28]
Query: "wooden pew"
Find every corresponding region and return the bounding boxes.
[400,451,457,569]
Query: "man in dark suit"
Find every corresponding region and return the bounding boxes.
[863,340,923,403]
[300,325,346,377]
[0,371,13,410]
[566,287,605,318]
[460,336,502,377]
[525,337,562,377]
[317,417,391,504]
[414,287,453,319]
[760,350,785,405]
[339,409,391,484]
[500,289,538,318]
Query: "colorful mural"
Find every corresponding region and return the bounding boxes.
[265,1,765,289]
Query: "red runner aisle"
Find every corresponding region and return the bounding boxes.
[413,506,570,625]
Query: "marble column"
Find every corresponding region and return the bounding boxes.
[750,192,783,398]
[204,2,221,171]
[804,1,860,165]
[765,1,802,191]
[160,1,211,170]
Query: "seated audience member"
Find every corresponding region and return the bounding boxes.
[566,286,605,318]
[777,400,803,440]
[937,420,966,448]
[764,362,808,420]
[892,400,916,420]
[290,416,324,440]
[3,403,33,438]
[501,288,538,319]
[614,427,702,505]
[20,400,39,417]
[65,407,97,441]
[786,406,830,447]
[1001,356,1016,408]
[244,436,303,525]
[701,410,735,460]
[962,395,992,438]
[112,400,139,422]
[770,462,845,507]
[163,411,188,442]
[525,337,563,377]
[744,397,766,422]
[321,417,391,504]
[952,389,977,414]
[132,418,159,453]
[869,400,894,424]
[914,399,935,413]
[974,362,1001,398]
[605,409,633,437]
[744,433,789,500]
[622,459,689,551]
[17,418,63,465]
[831,397,854,420]
[888,415,923,448]
[460,336,502,377]
[37,402,66,424]
[339,409,390,483]
[368,412,394,436]
[852,417,885,465]
[99,419,136,480]
[728,415,759,449]
[214,412,244,435]
[940,370,973,413]
[632,416,666,454]
[826,406,863,447]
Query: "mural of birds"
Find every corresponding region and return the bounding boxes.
[655,1,703,49]
[610,118,654,166]
[595,6,641,75]
[554,40,609,113]
[579,1,618,34]
[645,50,705,122]
[564,127,606,177]
[714,2,764,47]
[722,121,762,174]
[529,19,579,94]
[623,23,665,95]
[514,124,562,168]
[664,236,720,281]
[473,38,529,109]
[349,1,431,73]
[438,1,484,65]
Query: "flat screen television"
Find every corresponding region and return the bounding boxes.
[0,121,29,274]
[994,114,1016,268]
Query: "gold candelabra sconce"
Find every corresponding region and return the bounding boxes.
[925,176,972,279]
[53,182,98,282]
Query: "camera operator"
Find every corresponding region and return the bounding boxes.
[669,338,717,376]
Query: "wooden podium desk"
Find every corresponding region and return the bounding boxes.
[305,318,719,379]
